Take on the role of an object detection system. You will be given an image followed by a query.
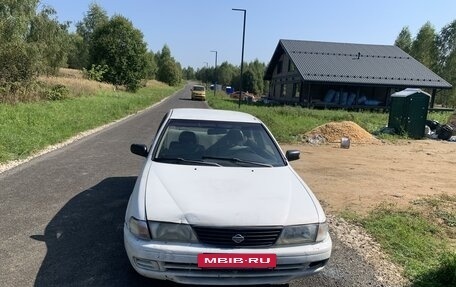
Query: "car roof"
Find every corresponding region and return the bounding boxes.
[192,84,205,88]
[169,108,261,123]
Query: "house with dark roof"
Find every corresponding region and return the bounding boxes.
[264,39,452,109]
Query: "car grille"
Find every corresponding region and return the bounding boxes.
[161,260,329,285]
[192,226,283,248]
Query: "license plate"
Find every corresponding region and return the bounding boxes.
[197,253,276,269]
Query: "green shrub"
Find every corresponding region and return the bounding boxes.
[82,64,108,82]
[44,84,69,101]
[0,81,44,103]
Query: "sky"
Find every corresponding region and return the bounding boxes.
[40,0,456,70]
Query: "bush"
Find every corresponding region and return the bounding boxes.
[44,84,69,101]
[82,64,108,82]
[0,81,43,103]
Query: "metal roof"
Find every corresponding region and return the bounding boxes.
[264,39,452,89]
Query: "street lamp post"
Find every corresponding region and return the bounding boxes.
[210,50,218,98]
[232,8,246,108]
[203,62,209,89]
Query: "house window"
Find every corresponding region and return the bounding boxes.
[288,59,295,72]
[277,61,283,74]
[280,84,287,97]
[293,83,301,98]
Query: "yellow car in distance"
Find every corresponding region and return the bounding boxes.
[191,85,206,101]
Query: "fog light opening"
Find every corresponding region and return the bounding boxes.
[134,257,160,271]
[308,259,329,269]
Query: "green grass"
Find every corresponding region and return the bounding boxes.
[1,87,451,163]
[207,93,452,143]
[342,202,456,287]
[0,84,181,163]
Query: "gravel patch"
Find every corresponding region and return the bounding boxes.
[328,214,410,286]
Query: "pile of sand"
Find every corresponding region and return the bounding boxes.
[305,121,381,144]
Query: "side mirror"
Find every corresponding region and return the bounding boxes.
[285,150,300,161]
[130,144,148,157]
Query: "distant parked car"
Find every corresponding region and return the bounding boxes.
[191,85,206,101]
[259,96,279,105]
[125,108,332,285]
[230,91,256,102]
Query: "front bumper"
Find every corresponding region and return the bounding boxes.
[191,93,206,100]
[124,225,332,285]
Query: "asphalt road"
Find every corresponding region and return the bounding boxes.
[0,84,387,287]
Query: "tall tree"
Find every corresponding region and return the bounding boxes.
[438,20,456,57]
[0,0,40,83]
[437,20,456,68]
[0,0,39,42]
[156,45,182,86]
[157,58,181,86]
[76,3,109,42]
[436,20,456,107]
[443,51,456,107]
[394,26,412,54]
[217,62,238,86]
[241,70,256,94]
[247,59,267,95]
[74,3,108,69]
[90,15,148,91]
[411,22,439,72]
[195,67,213,84]
[28,6,70,75]
[67,33,86,69]
[182,66,195,80]
[143,51,158,80]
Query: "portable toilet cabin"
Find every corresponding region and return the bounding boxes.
[388,88,430,139]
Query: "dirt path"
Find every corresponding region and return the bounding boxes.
[282,139,456,215]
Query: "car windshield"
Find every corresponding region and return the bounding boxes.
[193,86,205,91]
[153,119,286,167]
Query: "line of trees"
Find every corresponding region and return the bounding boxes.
[1,1,268,100]
[0,1,182,98]
[191,60,269,96]
[394,20,456,107]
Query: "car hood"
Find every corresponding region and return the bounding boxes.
[144,163,321,226]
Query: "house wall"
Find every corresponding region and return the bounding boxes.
[268,53,302,104]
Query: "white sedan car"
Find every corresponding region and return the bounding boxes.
[125,108,332,285]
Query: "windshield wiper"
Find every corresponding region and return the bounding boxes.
[155,157,221,167]
[202,156,273,167]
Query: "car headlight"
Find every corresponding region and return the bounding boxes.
[148,222,199,243]
[316,222,329,242]
[276,223,328,245]
[128,217,151,240]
